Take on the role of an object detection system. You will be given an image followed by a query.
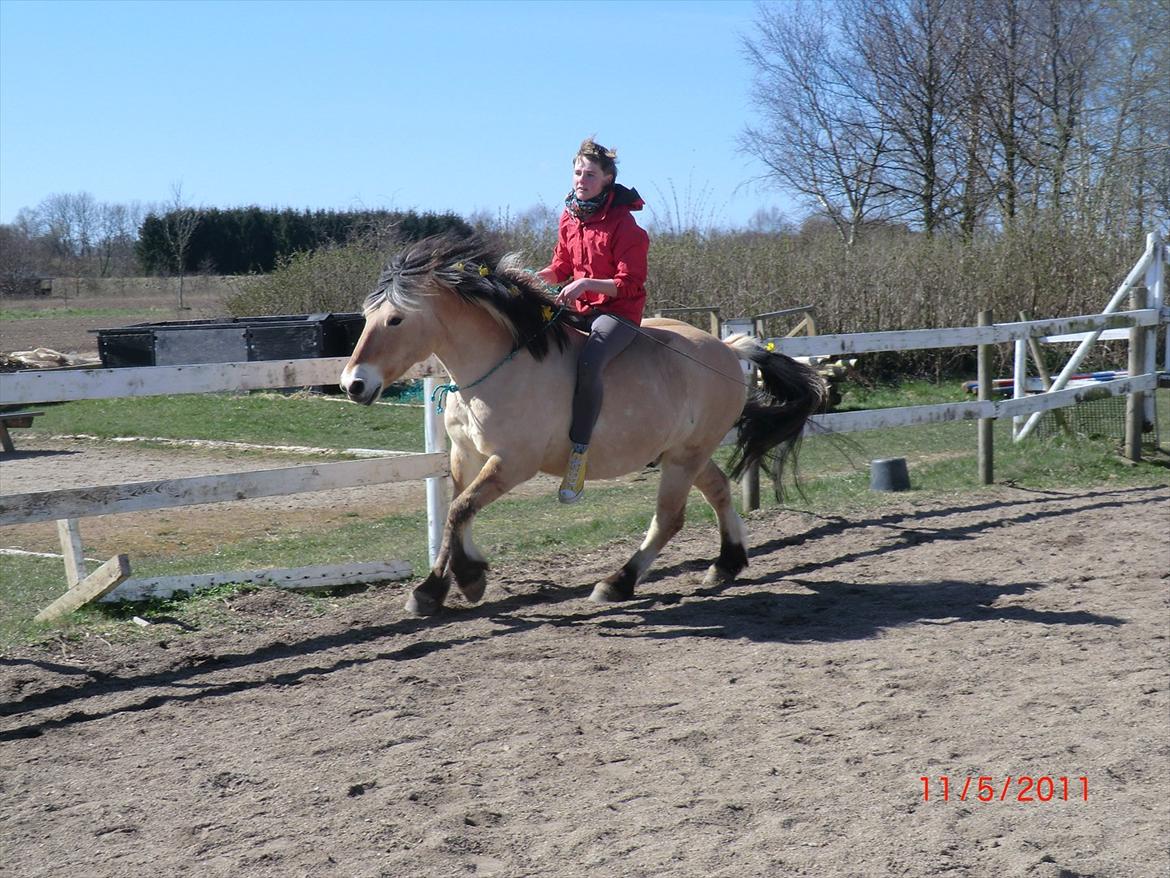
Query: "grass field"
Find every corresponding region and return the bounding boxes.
[24,391,426,452]
[3,382,1167,649]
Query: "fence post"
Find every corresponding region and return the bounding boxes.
[742,458,761,513]
[56,518,87,587]
[977,310,994,485]
[422,377,449,566]
[1125,286,1148,462]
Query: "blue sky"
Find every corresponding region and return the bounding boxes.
[0,0,795,229]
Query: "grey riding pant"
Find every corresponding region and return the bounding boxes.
[569,313,638,446]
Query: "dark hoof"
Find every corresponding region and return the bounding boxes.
[702,564,738,587]
[405,590,442,617]
[406,571,450,617]
[455,569,488,604]
[589,565,637,603]
[703,543,748,585]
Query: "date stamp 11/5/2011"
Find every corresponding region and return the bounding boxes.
[920,776,1089,803]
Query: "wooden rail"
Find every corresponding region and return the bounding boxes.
[0,356,450,612]
[0,453,447,526]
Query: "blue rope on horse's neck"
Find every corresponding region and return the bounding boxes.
[431,305,567,414]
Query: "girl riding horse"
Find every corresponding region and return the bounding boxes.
[537,137,649,504]
[341,233,826,617]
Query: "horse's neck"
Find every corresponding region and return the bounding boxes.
[431,297,519,386]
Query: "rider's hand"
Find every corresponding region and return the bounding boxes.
[556,278,590,306]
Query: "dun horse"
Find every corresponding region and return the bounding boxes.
[341,234,826,616]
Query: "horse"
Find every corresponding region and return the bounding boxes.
[340,233,826,616]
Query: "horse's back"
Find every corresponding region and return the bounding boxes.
[581,317,746,473]
[634,317,745,387]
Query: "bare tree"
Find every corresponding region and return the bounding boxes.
[95,201,148,277]
[1079,0,1170,232]
[971,0,1043,226]
[1018,0,1101,214]
[161,183,201,309]
[0,224,45,295]
[839,0,975,233]
[743,0,1164,238]
[22,192,101,271]
[746,206,792,234]
[741,0,893,245]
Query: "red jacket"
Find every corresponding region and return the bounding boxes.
[547,184,649,325]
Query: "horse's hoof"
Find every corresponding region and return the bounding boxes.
[589,562,638,604]
[589,582,627,603]
[456,573,487,604]
[702,564,738,587]
[704,543,748,586]
[405,590,442,617]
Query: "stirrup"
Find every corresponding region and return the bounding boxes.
[558,444,589,504]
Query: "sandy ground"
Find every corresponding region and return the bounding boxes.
[2,480,1168,878]
[3,289,1168,876]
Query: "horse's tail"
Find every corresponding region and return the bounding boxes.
[723,335,828,498]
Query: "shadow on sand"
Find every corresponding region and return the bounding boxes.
[0,484,1160,741]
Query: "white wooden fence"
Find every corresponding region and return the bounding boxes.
[0,357,451,610]
[782,309,1161,433]
[720,234,1160,508]
[2,233,1165,606]
[759,231,1167,499]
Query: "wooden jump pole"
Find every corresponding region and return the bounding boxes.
[977,310,994,485]
[1015,238,1156,442]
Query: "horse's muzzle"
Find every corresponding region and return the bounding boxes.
[340,365,383,406]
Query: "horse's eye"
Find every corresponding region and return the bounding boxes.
[387,316,403,327]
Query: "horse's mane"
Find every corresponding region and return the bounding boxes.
[365,232,589,360]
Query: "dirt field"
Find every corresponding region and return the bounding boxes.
[2,482,1167,878]
[1,291,225,356]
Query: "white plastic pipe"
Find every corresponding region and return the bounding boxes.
[1013,338,1028,438]
[422,377,448,567]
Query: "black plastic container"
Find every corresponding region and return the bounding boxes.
[93,313,365,368]
[869,457,912,492]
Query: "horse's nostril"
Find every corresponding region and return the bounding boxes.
[349,378,365,398]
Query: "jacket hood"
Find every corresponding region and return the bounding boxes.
[610,184,644,211]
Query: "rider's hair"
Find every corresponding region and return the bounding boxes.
[575,137,617,181]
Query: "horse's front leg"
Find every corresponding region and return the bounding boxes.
[406,453,521,617]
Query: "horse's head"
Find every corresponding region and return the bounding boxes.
[340,265,439,405]
[340,233,577,405]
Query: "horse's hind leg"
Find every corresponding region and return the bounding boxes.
[590,458,699,603]
[693,459,749,586]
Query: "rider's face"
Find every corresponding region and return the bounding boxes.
[573,157,613,201]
